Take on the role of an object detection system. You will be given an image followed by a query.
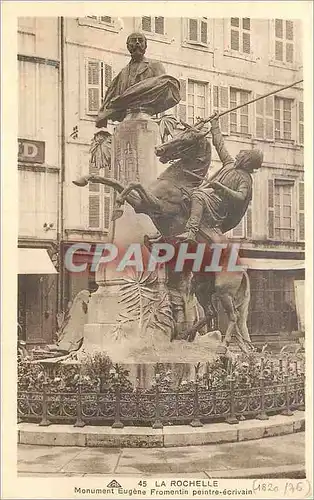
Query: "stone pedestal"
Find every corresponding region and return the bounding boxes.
[83,111,170,361]
[82,111,225,372]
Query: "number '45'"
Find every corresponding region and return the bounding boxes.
[138,481,147,487]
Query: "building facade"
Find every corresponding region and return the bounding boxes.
[18,16,304,345]
[18,17,60,346]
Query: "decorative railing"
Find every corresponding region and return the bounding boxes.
[18,357,305,429]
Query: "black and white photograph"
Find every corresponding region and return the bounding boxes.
[1,2,313,499]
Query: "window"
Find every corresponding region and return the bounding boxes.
[228,206,252,239]
[86,59,112,116]
[248,270,301,335]
[18,17,36,33]
[230,18,251,54]
[268,179,295,241]
[229,88,251,135]
[274,181,294,241]
[187,80,207,124]
[298,182,304,241]
[298,101,304,145]
[172,79,188,122]
[173,79,209,125]
[187,18,208,45]
[141,16,165,35]
[274,19,294,63]
[86,16,113,24]
[274,97,292,141]
[88,156,111,230]
[79,17,118,32]
[212,86,229,134]
[255,95,274,140]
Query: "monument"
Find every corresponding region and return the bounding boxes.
[73,32,261,374]
[81,33,188,365]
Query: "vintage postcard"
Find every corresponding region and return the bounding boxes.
[1,1,313,499]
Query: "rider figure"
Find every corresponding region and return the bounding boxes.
[177,112,263,242]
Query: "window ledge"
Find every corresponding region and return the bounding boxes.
[252,138,301,151]
[252,138,275,144]
[230,132,252,139]
[182,40,213,53]
[18,163,59,173]
[65,228,109,236]
[223,50,256,63]
[270,141,299,150]
[269,59,300,72]
[18,28,35,36]
[227,134,252,144]
[143,32,172,45]
[67,138,91,146]
[77,18,120,33]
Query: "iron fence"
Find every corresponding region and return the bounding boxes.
[18,358,305,429]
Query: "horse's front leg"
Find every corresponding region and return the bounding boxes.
[117,183,161,211]
[73,175,126,192]
[112,182,162,221]
[73,175,144,217]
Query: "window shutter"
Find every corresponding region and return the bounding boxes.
[213,86,229,134]
[232,218,244,238]
[87,60,101,115]
[242,18,250,30]
[142,16,152,32]
[286,43,293,63]
[222,87,229,130]
[285,20,293,40]
[201,20,208,44]
[275,19,283,38]
[242,32,250,53]
[265,96,274,140]
[298,182,304,241]
[89,152,100,228]
[231,18,239,27]
[189,19,198,41]
[104,64,112,88]
[268,179,275,238]
[298,101,304,145]
[100,16,112,23]
[89,195,100,228]
[155,17,164,35]
[246,206,252,238]
[231,29,239,50]
[255,94,264,139]
[275,41,283,61]
[103,196,110,230]
[178,79,187,122]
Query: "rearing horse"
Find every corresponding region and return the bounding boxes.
[73,124,252,352]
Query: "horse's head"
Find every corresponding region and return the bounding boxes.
[155,124,210,165]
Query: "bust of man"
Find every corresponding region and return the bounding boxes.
[96,32,180,127]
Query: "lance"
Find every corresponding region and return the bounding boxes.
[179,78,303,181]
[190,78,303,131]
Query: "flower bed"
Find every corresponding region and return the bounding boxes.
[17,351,305,428]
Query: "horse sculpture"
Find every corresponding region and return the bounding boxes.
[73,119,252,352]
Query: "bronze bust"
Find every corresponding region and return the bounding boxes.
[96,32,180,127]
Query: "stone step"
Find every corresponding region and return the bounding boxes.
[18,411,305,448]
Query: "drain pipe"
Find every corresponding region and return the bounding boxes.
[57,16,65,313]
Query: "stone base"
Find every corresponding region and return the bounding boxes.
[83,324,224,365]
[17,411,305,448]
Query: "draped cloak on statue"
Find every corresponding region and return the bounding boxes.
[96,57,181,127]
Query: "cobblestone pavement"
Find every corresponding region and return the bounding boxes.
[18,432,305,478]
